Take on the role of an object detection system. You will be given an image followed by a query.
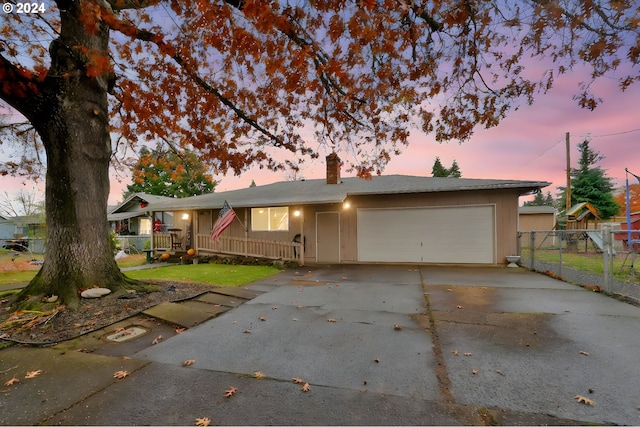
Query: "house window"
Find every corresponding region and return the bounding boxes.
[251,207,289,231]
[139,218,152,235]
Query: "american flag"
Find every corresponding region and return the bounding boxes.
[210,201,236,242]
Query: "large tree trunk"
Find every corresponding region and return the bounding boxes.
[18,1,127,309]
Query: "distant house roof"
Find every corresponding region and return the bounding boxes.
[148,175,551,211]
[107,192,174,221]
[519,206,556,215]
[0,215,44,225]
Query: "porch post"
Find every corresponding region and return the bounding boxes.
[244,208,248,257]
[193,210,199,252]
[300,207,305,266]
[150,211,155,251]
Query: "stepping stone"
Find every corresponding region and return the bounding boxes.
[210,287,264,300]
[179,300,231,316]
[143,302,217,328]
[195,293,245,307]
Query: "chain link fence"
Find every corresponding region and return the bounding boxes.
[518,228,640,302]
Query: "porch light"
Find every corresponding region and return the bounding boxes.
[181,213,190,220]
[293,210,301,217]
[343,202,351,209]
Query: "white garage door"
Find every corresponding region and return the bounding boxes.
[357,205,495,264]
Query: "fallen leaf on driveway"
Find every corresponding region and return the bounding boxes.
[25,370,42,379]
[182,359,196,367]
[579,351,590,356]
[302,383,311,392]
[292,377,304,384]
[224,386,237,398]
[472,369,479,375]
[195,417,211,426]
[113,370,129,379]
[456,305,464,309]
[175,327,187,334]
[254,371,265,378]
[152,335,163,344]
[463,352,472,357]
[452,350,459,356]
[259,315,266,321]
[4,377,19,386]
[393,324,402,330]
[243,329,251,333]
[327,318,337,323]
[575,395,595,405]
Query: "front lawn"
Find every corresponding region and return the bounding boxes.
[125,263,281,286]
[0,251,281,288]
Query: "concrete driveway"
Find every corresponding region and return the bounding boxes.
[4,265,640,425]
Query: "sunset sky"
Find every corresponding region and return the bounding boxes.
[125,65,638,206]
[1,58,639,210]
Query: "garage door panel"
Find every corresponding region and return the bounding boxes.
[357,206,495,264]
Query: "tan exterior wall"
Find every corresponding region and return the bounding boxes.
[519,213,555,232]
[518,213,556,247]
[195,189,522,265]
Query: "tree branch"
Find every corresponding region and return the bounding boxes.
[0,51,43,120]
[103,12,289,149]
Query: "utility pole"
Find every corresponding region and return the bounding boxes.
[566,132,571,212]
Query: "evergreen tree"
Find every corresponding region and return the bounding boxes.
[431,157,462,178]
[431,157,449,177]
[124,145,217,198]
[448,159,462,178]
[524,191,555,207]
[562,139,619,218]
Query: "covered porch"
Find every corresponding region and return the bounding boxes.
[150,207,304,264]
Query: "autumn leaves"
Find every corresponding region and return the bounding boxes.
[3,369,42,386]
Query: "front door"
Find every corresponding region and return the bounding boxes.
[316,212,340,263]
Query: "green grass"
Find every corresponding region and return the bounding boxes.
[125,263,281,286]
[0,271,39,286]
[0,252,280,288]
[115,254,148,269]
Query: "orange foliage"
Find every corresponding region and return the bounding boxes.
[0,0,638,179]
[613,184,640,214]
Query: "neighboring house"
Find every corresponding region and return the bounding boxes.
[0,214,12,242]
[107,193,174,252]
[0,215,46,252]
[518,206,556,247]
[147,155,550,265]
[108,193,175,235]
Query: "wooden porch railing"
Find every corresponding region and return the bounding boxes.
[153,233,173,251]
[196,234,303,263]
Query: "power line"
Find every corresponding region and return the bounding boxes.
[577,128,640,138]
[524,138,563,165]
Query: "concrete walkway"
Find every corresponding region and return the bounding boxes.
[1,265,639,425]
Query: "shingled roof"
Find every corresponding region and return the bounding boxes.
[147,175,551,211]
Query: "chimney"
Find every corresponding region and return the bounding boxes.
[326,153,342,185]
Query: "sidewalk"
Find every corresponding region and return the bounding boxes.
[1,265,639,425]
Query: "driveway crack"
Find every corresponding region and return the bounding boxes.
[419,269,455,404]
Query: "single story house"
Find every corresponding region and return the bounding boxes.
[0,215,46,252]
[107,192,175,252]
[146,155,550,265]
